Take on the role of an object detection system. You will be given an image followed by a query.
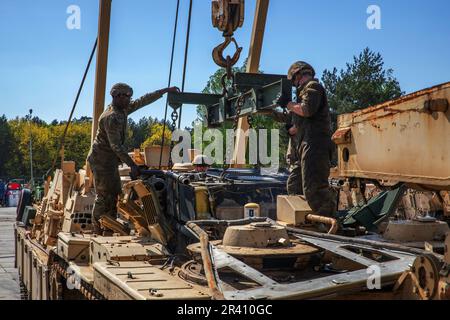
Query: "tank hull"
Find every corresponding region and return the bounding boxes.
[334,82,450,190]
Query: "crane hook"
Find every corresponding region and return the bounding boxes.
[212,36,243,70]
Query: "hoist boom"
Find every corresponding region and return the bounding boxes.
[232,0,269,167]
[87,0,112,185]
[168,0,274,167]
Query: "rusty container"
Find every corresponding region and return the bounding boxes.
[333,82,450,190]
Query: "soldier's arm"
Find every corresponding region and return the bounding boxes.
[105,115,136,168]
[288,83,322,118]
[126,90,165,114]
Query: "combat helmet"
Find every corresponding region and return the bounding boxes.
[110,83,133,97]
[287,61,316,80]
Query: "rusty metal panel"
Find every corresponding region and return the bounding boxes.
[41,265,49,300]
[31,252,41,300]
[16,226,25,280]
[23,240,32,293]
[335,82,450,190]
[93,261,210,300]
[90,236,169,264]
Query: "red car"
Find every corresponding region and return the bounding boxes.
[7,182,21,190]
[5,181,23,207]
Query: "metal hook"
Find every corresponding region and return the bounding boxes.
[212,36,242,69]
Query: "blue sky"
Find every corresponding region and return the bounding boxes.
[1,0,449,128]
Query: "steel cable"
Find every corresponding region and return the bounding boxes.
[159,0,181,169]
[177,0,193,129]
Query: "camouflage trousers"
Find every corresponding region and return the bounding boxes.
[90,165,121,222]
[287,163,303,196]
[287,140,337,216]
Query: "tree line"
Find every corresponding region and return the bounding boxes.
[0,115,171,181]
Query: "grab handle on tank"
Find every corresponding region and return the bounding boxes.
[305,214,338,234]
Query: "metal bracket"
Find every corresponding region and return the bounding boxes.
[208,74,292,127]
[166,73,292,127]
[233,72,291,93]
[167,92,222,110]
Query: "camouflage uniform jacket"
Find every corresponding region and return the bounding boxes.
[296,79,331,143]
[87,91,164,170]
[271,109,304,165]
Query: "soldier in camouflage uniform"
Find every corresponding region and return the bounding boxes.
[270,110,304,195]
[285,61,336,216]
[87,83,179,226]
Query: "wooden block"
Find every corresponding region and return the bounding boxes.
[144,146,170,168]
[276,195,313,226]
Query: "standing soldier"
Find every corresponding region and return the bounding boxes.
[87,83,179,229]
[285,61,336,217]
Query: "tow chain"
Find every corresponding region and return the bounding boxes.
[220,59,235,97]
[211,0,245,177]
[282,105,288,117]
[247,114,253,129]
[51,261,104,300]
[247,106,260,169]
[232,94,245,131]
[168,109,179,169]
[220,94,245,181]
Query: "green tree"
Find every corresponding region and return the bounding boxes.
[57,122,92,170]
[125,117,162,150]
[2,117,92,179]
[195,60,288,168]
[322,47,403,130]
[6,119,47,179]
[141,122,172,148]
[0,115,14,178]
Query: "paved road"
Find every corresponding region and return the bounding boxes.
[0,207,20,300]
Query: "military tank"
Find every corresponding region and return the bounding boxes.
[13,135,449,300]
